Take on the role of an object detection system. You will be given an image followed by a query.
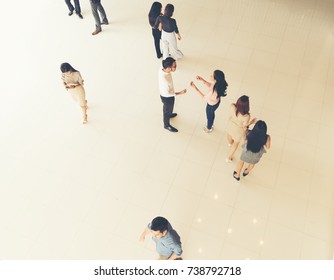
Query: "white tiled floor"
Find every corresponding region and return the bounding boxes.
[0,0,333,259]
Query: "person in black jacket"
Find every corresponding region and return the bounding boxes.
[148,2,163,59]
[90,0,109,35]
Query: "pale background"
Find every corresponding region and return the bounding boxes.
[0,0,333,259]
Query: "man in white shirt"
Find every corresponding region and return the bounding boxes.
[159,57,186,132]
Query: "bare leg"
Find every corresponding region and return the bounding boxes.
[227,141,240,161]
[235,160,245,178]
[244,163,255,175]
[81,106,87,124]
[227,134,234,146]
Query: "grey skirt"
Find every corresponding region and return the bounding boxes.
[240,144,266,164]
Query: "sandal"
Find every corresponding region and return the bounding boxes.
[233,171,240,181]
[242,169,249,177]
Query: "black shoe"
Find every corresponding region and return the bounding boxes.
[77,13,83,19]
[170,113,177,118]
[233,171,240,181]
[101,21,109,25]
[164,125,178,132]
[68,11,73,16]
[157,54,163,59]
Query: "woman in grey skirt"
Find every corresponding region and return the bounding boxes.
[233,120,271,181]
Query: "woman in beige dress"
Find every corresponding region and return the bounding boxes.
[226,95,256,162]
[60,63,88,124]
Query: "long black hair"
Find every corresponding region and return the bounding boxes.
[60,63,78,73]
[148,2,162,26]
[213,70,228,98]
[246,120,268,153]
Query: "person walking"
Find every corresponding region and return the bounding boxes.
[233,120,271,181]
[190,70,228,133]
[140,216,183,260]
[154,4,183,60]
[60,63,88,124]
[89,0,109,35]
[226,95,256,162]
[65,0,83,19]
[148,2,163,59]
[159,57,187,133]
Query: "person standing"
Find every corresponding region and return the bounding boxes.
[60,63,88,124]
[89,0,109,35]
[148,2,163,59]
[139,216,183,260]
[159,57,187,133]
[154,4,183,60]
[233,120,271,181]
[190,70,228,133]
[226,95,256,162]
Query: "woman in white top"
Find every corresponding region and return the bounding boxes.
[190,70,228,133]
[226,95,256,162]
[60,63,88,124]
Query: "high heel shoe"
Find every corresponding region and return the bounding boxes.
[233,171,240,181]
[242,169,249,177]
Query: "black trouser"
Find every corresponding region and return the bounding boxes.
[152,28,162,58]
[206,99,220,129]
[65,0,81,14]
[160,96,175,127]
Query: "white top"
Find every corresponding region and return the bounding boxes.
[61,71,83,86]
[158,67,175,98]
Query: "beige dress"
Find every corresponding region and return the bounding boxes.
[226,104,250,142]
[62,71,86,107]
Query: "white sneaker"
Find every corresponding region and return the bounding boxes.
[203,127,213,133]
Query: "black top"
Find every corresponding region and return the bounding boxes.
[149,13,161,27]
[154,15,179,33]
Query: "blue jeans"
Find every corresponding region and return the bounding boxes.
[206,100,220,129]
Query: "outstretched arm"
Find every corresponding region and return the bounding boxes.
[190,81,205,97]
[196,75,212,87]
[139,227,151,242]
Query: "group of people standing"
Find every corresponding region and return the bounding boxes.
[59,1,272,260]
[149,2,271,181]
[65,0,109,35]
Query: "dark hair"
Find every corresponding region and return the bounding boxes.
[151,216,169,233]
[213,70,228,98]
[235,95,250,116]
[162,57,175,69]
[164,4,174,18]
[148,2,162,27]
[60,63,78,73]
[246,120,268,153]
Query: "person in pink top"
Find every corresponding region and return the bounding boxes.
[190,70,228,133]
